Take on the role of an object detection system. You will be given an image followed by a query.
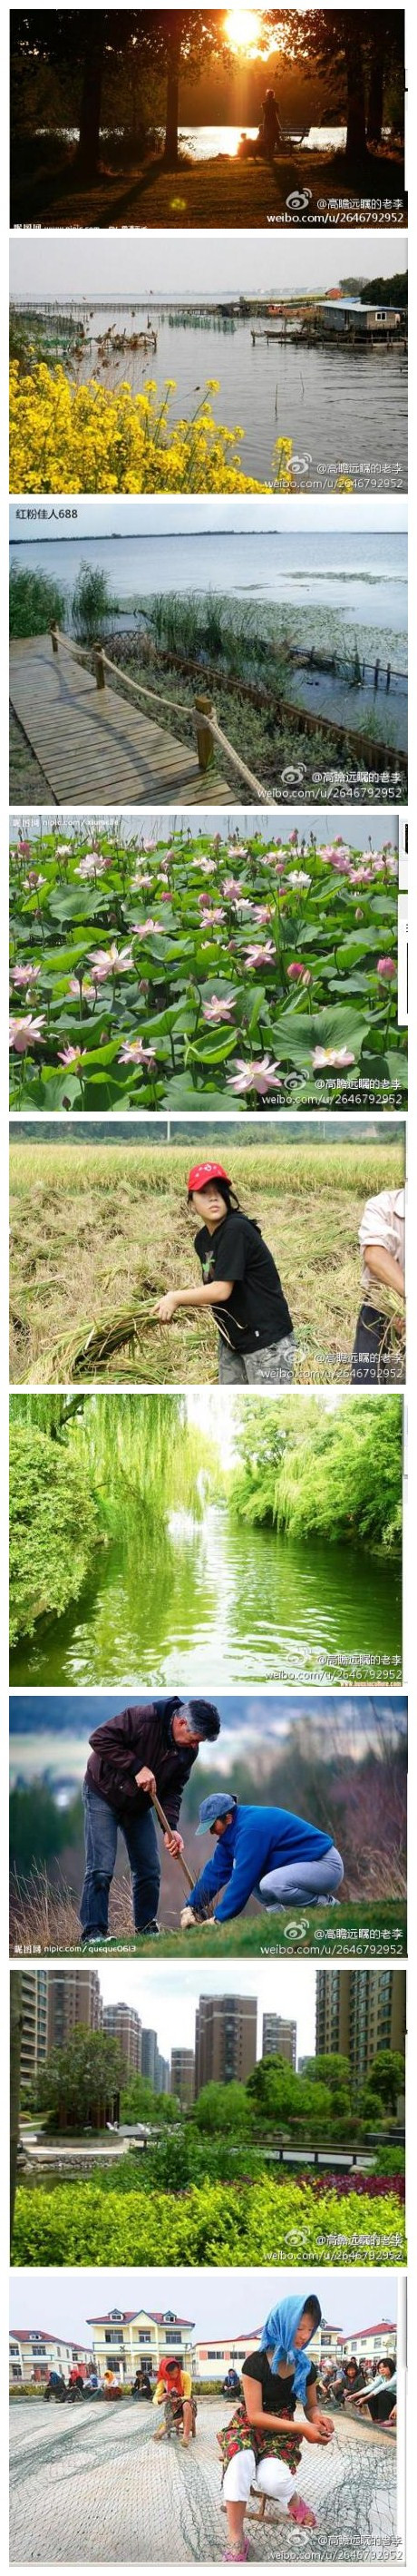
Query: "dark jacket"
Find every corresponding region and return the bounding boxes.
[85,1699,198,1827]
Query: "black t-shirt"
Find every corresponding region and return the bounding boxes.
[242,2350,317,2417]
[194,1211,293,1356]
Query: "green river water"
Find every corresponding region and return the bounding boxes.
[9,1503,402,1691]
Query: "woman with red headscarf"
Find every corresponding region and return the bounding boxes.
[152,2356,195,2449]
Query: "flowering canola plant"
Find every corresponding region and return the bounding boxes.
[9,827,405,1113]
[9,362,295,495]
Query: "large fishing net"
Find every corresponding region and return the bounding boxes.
[10,2398,399,2563]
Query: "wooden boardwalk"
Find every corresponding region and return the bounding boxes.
[9,634,231,806]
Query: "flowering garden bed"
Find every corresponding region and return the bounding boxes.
[9,825,405,1112]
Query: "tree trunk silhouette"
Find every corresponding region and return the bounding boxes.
[73,25,105,180]
[163,27,181,168]
[344,35,369,168]
[10,1973,23,2245]
[367,34,384,146]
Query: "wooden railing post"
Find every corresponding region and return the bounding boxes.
[51,623,59,655]
[95,649,106,691]
[195,694,215,773]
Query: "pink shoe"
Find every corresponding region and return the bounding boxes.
[223,2541,249,2561]
[287,2496,317,2528]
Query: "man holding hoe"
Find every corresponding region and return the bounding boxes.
[80,1696,220,1944]
[180,1793,344,1930]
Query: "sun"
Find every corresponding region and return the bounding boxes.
[224,10,265,55]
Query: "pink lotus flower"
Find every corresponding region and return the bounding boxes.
[312,1046,355,1071]
[58,1045,88,1069]
[194,856,216,876]
[325,854,353,876]
[320,843,351,862]
[349,867,373,886]
[377,956,396,980]
[10,963,41,989]
[131,918,161,938]
[131,873,152,892]
[254,905,274,925]
[23,872,45,890]
[54,844,72,857]
[68,975,94,998]
[257,852,286,871]
[9,1014,45,1053]
[89,945,133,981]
[118,1038,157,1068]
[228,843,247,858]
[202,995,236,1024]
[287,961,310,984]
[245,942,276,970]
[227,1055,282,1097]
[199,907,225,928]
[222,877,244,899]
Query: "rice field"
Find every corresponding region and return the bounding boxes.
[9,1137,404,1386]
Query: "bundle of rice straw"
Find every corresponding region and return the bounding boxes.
[53,1299,161,1381]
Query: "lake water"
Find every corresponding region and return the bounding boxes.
[9,1503,402,1691]
[160,124,350,159]
[41,122,351,159]
[66,305,407,490]
[10,530,407,654]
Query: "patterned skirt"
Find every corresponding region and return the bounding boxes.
[218,2402,302,2481]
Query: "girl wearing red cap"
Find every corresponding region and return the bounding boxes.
[157,1166,295,1383]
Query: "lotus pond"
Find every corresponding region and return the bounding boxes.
[9,825,405,1113]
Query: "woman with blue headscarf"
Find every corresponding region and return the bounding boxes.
[218,2291,334,2561]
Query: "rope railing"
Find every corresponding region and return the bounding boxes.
[50,624,269,803]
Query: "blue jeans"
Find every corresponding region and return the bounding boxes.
[81,1782,160,1935]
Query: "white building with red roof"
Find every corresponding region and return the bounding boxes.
[9,2328,92,2387]
[88,2307,195,2382]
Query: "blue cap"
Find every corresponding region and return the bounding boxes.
[196,1793,238,1836]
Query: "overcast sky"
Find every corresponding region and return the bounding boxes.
[10,233,406,303]
[10,2269,398,2343]
[96,1957,316,2059]
[9,497,406,543]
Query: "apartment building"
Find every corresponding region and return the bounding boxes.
[171,2050,196,2106]
[195,1994,257,2093]
[20,1971,48,2083]
[262,2013,296,2068]
[102,2004,141,2074]
[315,1971,406,2091]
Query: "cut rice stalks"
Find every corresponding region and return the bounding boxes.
[53,1299,163,1381]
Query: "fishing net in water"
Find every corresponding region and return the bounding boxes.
[9,2399,399,2564]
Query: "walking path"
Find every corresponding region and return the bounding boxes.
[9,636,231,806]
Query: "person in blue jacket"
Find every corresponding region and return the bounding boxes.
[180,1793,344,1927]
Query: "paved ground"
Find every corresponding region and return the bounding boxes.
[9,2398,398,2563]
